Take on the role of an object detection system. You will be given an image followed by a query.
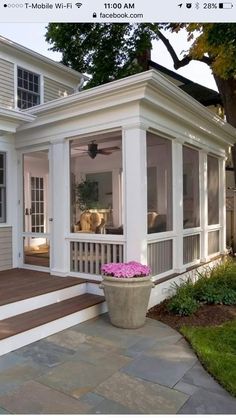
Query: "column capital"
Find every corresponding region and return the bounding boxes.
[122,121,148,132]
[49,137,66,145]
[175,136,185,145]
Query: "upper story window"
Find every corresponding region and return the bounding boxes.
[17,67,40,109]
[0,153,6,223]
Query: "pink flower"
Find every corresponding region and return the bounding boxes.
[101,261,151,278]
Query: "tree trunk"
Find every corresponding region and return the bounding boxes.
[214,75,236,185]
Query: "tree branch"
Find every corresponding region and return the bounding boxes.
[155,28,213,69]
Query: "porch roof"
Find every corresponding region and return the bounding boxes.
[0,107,35,134]
[16,70,236,149]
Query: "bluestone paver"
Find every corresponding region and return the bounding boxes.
[15,340,76,368]
[178,388,236,414]
[0,314,233,414]
[94,371,189,414]
[179,361,230,396]
[0,362,44,396]
[122,345,197,388]
[0,381,90,414]
[37,353,130,399]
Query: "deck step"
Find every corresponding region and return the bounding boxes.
[0,293,105,340]
[0,294,107,356]
[0,269,86,306]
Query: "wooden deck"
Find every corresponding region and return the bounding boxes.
[0,269,85,306]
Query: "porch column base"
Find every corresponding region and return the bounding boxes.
[50,269,69,277]
[200,257,210,263]
[174,267,186,274]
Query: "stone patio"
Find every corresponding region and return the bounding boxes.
[0,314,235,414]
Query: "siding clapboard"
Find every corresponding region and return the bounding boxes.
[0,227,12,271]
[0,59,14,109]
[44,77,74,102]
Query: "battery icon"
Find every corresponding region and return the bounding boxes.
[219,2,233,7]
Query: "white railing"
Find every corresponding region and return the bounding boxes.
[70,237,124,275]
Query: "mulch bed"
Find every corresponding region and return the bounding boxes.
[147,300,236,331]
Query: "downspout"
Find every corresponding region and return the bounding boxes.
[75,77,85,92]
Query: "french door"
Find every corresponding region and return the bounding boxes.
[22,150,50,268]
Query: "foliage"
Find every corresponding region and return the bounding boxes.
[45,23,154,88]
[75,179,98,211]
[45,23,236,87]
[167,260,236,316]
[101,261,151,278]
[167,23,236,79]
[167,293,199,316]
[167,279,199,316]
[181,321,236,396]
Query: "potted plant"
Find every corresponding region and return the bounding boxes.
[100,261,154,329]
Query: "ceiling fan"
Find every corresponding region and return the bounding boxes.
[75,141,120,159]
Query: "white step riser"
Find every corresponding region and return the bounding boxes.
[0,283,87,321]
[0,301,108,356]
[86,282,104,296]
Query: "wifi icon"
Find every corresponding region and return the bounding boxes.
[75,2,82,7]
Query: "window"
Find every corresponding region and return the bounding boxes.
[0,153,6,223]
[208,155,219,225]
[183,146,200,228]
[17,67,40,109]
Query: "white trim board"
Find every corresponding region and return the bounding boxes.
[0,283,87,321]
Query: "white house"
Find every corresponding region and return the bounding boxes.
[0,35,235,353]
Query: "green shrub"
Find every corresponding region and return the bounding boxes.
[221,289,236,305]
[167,294,199,316]
[167,260,236,316]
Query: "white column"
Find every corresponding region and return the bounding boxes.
[199,150,208,261]
[122,123,147,263]
[172,140,185,273]
[6,138,19,267]
[219,157,226,254]
[50,139,70,276]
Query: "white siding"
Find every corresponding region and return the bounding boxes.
[0,227,12,270]
[44,77,74,102]
[0,59,14,109]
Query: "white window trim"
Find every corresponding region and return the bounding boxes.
[0,152,6,223]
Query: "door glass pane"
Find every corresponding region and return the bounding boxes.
[23,237,50,267]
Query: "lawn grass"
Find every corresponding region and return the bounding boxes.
[181,320,236,396]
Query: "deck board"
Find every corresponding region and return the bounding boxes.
[0,294,105,340]
[0,269,85,306]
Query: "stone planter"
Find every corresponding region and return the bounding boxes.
[100,275,154,329]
